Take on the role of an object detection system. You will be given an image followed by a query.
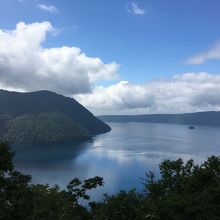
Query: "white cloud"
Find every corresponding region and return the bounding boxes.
[38,4,59,13]
[1,23,219,115]
[127,2,146,15]
[75,72,220,115]
[186,41,220,64]
[77,81,155,111]
[0,21,119,95]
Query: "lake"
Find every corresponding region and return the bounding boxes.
[13,122,220,200]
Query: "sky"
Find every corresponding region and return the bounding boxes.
[1,0,220,114]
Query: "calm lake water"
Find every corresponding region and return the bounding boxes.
[13,122,220,200]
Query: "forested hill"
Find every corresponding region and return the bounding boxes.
[98,111,220,127]
[0,90,110,144]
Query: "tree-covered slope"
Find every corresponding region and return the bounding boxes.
[0,112,90,144]
[98,111,220,126]
[0,90,111,134]
[0,90,111,144]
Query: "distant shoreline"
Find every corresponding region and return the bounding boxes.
[98,111,220,127]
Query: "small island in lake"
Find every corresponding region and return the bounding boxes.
[188,125,195,129]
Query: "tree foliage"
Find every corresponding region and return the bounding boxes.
[1,143,220,219]
[143,157,220,220]
[0,112,90,144]
[0,143,103,219]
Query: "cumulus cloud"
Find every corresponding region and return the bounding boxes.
[75,72,220,114]
[77,81,155,110]
[1,22,219,115]
[38,4,59,13]
[0,21,119,95]
[127,2,146,15]
[186,41,220,64]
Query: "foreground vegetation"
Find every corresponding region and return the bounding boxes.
[1,143,220,219]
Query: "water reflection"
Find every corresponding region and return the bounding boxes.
[13,122,220,198]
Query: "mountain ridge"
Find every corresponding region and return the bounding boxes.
[0,90,111,144]
[98,111,220,127]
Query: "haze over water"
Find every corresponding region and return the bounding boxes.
[13,122,220,198]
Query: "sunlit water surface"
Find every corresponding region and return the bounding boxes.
[13,122,220,200]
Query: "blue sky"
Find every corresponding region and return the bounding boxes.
[1,0,220,114]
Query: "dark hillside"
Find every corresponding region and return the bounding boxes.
[0,90,110,144]
[0,90,110,134]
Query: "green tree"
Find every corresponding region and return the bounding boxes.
[143,157,220,220]
[90,189,146,220]
[2,142,220,220]
[0,143,103,220]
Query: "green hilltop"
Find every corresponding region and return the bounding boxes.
[0,90,111,144]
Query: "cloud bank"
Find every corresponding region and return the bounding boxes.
[0,21,119,95]
[0,22,219,114]
[75,72,220,114]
